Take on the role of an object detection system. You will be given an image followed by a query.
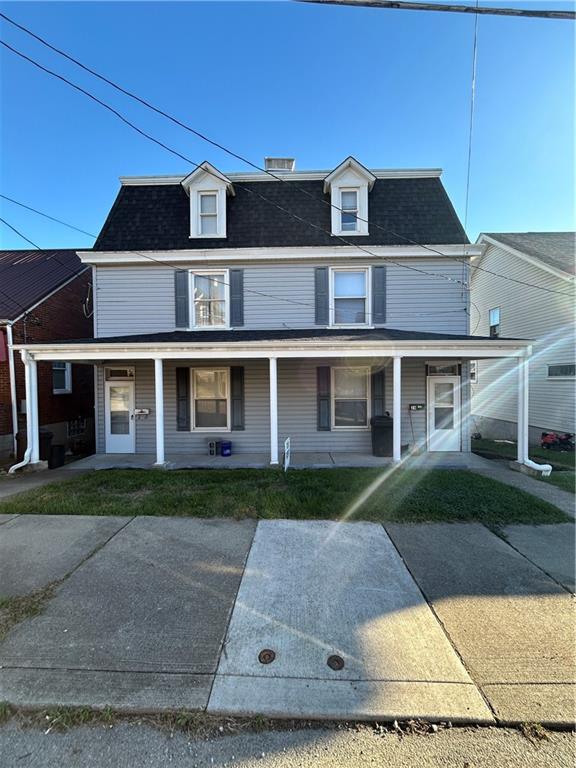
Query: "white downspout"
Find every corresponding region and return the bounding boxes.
[8,350,33,473]
[5,324,18,457]
[517,353,552,477]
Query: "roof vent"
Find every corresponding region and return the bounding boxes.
[264,157,295,173]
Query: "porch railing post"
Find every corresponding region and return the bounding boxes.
[517,355,529,463]
[154,358,165,466]
[393,355,402,462]
[269,357,279,465]
[28,354,40,464]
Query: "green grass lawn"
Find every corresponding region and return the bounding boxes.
[472,437,575,469]
[472,438,575,494]
[0,468,570,527]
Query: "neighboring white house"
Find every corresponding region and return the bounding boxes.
[472,232,575,443]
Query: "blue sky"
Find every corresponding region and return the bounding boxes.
[0,1,574,250]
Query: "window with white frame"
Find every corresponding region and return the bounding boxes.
[489,307,500,337]
[332,367,370,428]
[52,362,72,394]
[340,189,359,232]
[548,363,575,379]
[191,271,228,327]
[198,192,218,235]
[331,268,369,325]
[192,368,230,430]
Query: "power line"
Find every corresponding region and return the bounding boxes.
[1,29,572,299]
[0,216,41,249]
[1,14,571,299]
[0,38,470,293]
[296,0,576,21]
[0,194,97,238]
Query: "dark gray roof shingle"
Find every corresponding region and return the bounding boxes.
[485,232,575,275]
[0,249,87,321]
[94,177,468,251]
[32,327,521,346]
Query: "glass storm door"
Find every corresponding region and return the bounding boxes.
[105,381,135,453]
[427,376,461,452]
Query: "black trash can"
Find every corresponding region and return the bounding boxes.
[39,430,54,461]
[370,415,393,457]
[49,444,66,469]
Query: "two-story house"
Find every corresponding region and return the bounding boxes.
[12,157,532,469]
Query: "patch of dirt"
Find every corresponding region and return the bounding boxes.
[0,582,58,641]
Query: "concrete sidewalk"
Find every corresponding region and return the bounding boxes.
[467,455,575,518]
[0,515,573,725]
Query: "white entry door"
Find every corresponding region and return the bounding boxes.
[105,381,135,453]
[427,376,461,452]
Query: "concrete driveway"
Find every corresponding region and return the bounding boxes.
[0,514,573,725]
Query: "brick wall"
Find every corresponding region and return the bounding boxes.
[1,271,94,452]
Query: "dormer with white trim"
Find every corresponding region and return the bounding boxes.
[181,161,235,239]
[323,157,376,237]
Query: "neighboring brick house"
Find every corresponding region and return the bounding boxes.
[0,249,94,461]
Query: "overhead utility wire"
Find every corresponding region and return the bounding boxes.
[1,13,571,298]
[0,193,97,238]
[295,0,576,21]
[0,39,471,294]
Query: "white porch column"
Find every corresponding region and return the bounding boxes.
[392,356,402,462]
[517,356,529,463]
[154,358,165,466]
[22,351,40,464]
[269,357,279,465]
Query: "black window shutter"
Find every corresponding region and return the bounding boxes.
[315,267,329,326]
[371,368,385,417]
[372,266,387,325]
[175,270,190,328]
[176,367,190,431]
[231,366,245,430]
[317,366,331,431]
[230,269,244,327]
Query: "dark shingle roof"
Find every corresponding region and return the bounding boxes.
[94,177,468,251]
[0,249,87,321]
[485,232,575,276]
[34,327,520,346]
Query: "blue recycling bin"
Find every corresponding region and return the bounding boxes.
[221,441,232,457]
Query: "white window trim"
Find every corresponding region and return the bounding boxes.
[339,187,360,233]
[189,187,227,239]
[331,366,371,430]
[329,266,372,328]
[198,191,219,236]
[53,362,72,394]
[190,367,231,432]
[188,269,230,330]
[330,183,369,237]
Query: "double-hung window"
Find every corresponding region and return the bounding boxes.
[340,189,359,232]
[198,192,218,236]
[192,368,230,430]
[52,362,72,394]
[331,268,369,326]
[332,367,370,429]
[489,307,500,337]
[192,271,228,328]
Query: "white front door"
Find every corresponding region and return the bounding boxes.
[427,376,461,452]
[105,381,135,453]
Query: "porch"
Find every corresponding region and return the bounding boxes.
[64,450,482,471]
[12,327,533,472]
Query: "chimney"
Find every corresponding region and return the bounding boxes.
[264,157,296,173]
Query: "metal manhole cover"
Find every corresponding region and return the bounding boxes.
[258,649,276,664]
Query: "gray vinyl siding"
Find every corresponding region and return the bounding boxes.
[94,357,471,455]
[471,244,575,434]
[93,259,469,338]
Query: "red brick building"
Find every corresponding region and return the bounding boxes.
[0,250,94,461]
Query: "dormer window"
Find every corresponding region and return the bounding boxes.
[341,189,359,232]
[199,192,218,235]
[324,157,375,237]
[181,161,234,240]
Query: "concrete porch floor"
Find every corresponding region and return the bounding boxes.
[63,451,481,471]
